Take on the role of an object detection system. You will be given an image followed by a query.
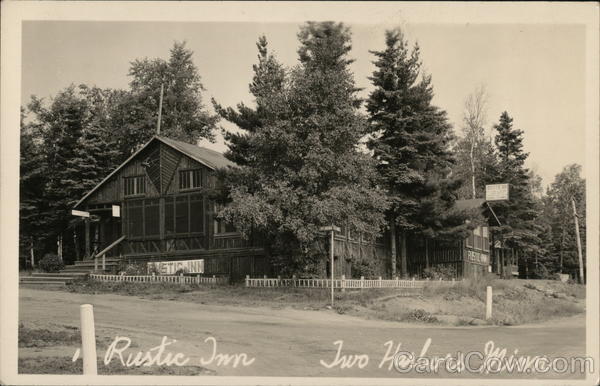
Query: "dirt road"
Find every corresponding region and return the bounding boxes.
[19,288,587,379]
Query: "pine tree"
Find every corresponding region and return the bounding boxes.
[22,85,124,262]
[213,35,287,166]
[488,112,542,258]
[366,29,468,277]
[19,109,50,266]
[218,23,388,276]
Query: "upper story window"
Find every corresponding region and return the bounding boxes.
[179,169,202,190]
[124,176,146,197]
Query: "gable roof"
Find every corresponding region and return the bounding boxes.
[74,135,235,208]
[157,136,235,170]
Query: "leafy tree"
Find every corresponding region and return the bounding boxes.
[366,29,469,276]
[218,23,388,276]
[542,164,586,276]
[452,86,501,200]
[487,112,543,259]
[115,41,218,155]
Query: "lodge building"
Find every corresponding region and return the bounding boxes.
[73,135,491,280]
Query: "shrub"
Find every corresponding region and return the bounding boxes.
[404,309,438,323]
[117,260,147,275]
[38,253,64,273]
[422,265,456,280]
[350,257,378,279]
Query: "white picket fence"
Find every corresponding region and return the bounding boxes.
[245,275,457,289]
[89,273,227,285]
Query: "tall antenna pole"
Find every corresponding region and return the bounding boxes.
[571,198,584,284]
[157,83,164,135]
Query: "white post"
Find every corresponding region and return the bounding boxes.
[30,243,35,268]
[330,230,335,307]
[102,254,106,271]
[80,304,98,375]
[245,275,249,287]
[378,276,382,288]
[94,256,97,272]
[485,286,493,320]
[292,274,297,287]
[341,274,346,292]
[360,276,364,291]
[277,275,281,287]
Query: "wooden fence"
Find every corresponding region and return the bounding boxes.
[89,273,228,285]
[245,275,458,289]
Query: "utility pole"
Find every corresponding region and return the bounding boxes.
[157,83,164,135]
[571,198,584,284]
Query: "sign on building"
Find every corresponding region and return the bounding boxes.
[112,205,120,217]
[485,184,509,201]
[147,259,205,275]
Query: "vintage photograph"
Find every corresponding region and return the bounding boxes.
[2,2,598,385]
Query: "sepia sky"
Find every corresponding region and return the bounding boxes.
[21,21,586,189]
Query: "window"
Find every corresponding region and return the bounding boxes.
[190,194,204,233]
[175,196,189,233]
[165,198,175,235]
[164,194,205,236]
[179,169,202,190]
[214,203,236,234]
[466,231,474,248]
[124,176,146,196]
[125,199,144,238]
[482,226,490,252]
[144,199,160,236]
[474,226,482,250]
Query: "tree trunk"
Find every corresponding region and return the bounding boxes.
[470,139,477,199]
[400,231,408,278]
[425,238,430,269]
[390,221,397,278]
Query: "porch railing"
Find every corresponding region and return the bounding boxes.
[93,235,126,271]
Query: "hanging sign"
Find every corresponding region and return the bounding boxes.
[112,205,120,217]
[485,184,509,201]
[71,209,90,218]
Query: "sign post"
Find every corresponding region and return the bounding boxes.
[320,225,341,308]
[485,184,509,277]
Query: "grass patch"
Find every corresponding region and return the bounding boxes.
[18,324,80,348]
[18,356,214,375]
